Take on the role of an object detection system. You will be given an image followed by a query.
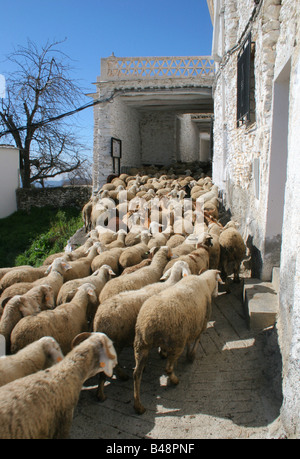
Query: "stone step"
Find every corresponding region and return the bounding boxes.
[243,278,279,330]
[272,266,280,292]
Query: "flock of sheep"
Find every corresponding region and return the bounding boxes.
[0,164,247,438]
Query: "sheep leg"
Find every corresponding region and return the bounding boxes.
[165,348,184,385]
[133,347,149,415]
[96,373,107,402]
[115,363,129,381]
[158,346,168,359]
[233,265,240,283]
[186,336,202,362]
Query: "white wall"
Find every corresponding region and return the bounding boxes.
[0,146,19,218]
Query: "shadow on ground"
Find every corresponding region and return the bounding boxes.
[70,279,283,439]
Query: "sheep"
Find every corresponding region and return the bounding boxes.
[133,269,221,414]
[163,242,211,275]
[82,198,94,232]
[62,243,102,282]
[93,260,191,401]
[10,283,99,355]
[91,247,124,275]
[0,332,117,439]
[166,234,186,248]
[120,258,152,276]
[0,284,55,353]
[56,264,115,321]
[118,232,151,269]
[0,258,73,307]
[97,229,117,245]
[104,229,127,249]
[0,265,49,293]
[0,336,64,387]
[99,246,172,303]
[207,223,222,270]
[218,226,246,292]
[0,265,33,282]
[0,283,39,309]
[41,238,95,267]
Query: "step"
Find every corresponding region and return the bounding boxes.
[272,266,280,292]
[243,278,279,330]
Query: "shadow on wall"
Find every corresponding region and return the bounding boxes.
[245,235,263,279]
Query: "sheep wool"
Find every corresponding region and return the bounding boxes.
[133,269,220,414]
[99,246,172,303]
[93,260,191,401]
[0,332,117,439]
[10,283,99,355]
[0,337,63,387]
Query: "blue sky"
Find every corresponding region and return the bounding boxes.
[0,0,213,156]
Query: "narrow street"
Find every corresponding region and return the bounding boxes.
[70,278,283,439]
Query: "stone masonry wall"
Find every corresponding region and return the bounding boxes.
[212,0,300,437]
[16,185,92,212]
[212,0,282,280]
[272,0,300,438]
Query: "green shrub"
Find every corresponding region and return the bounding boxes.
[0,207,83,268]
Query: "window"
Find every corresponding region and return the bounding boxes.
[237,33,255,127]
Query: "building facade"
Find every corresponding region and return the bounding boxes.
[207,0,300,437]
[90,55,215,191]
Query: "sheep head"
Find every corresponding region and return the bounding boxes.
[39,336,64,365]
[71,332,118,378]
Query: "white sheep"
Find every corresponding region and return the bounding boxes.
[0,265,48,293]
[10,283,98,355]
[91,247,124,275]
[62,242,102,282]
[104,229,127,249]
[0,284,55,354]
[133,269,221,414]
[218,225,246,292]
[0,336,64,387]
[0,258,72,306]
[0,332,117,439]
[56,264,115,305]
[118,232,151,269]
[93,260,191,401]
[99,246,172,303]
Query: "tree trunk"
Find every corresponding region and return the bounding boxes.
[20,148,31,189]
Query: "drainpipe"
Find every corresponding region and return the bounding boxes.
[211,0,225,62]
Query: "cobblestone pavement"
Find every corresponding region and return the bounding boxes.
[69,279,283,440]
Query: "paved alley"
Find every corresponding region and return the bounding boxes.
[70,278,283,440]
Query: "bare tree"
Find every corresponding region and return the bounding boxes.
[0,39,89,188]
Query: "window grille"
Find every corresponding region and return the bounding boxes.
[237,33,252,126]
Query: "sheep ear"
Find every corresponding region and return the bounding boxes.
[19,299,37,317]
[160,268,171,280]
[45,264,52,274]
[167,248,173,258]
[198,268,206,275]
[71,332,92,348]
[62,261,72,271]
[98,334,117,377]
[108,269,116,276]
[182,268,190,277]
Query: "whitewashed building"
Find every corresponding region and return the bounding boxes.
[0,145,20,218]
[207,0,300,438]
[90,55,215,191]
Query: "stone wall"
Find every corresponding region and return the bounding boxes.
[140,111,177,165]
[212,0,283,281]
[16,185,92,212]
[211,0,300,437]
